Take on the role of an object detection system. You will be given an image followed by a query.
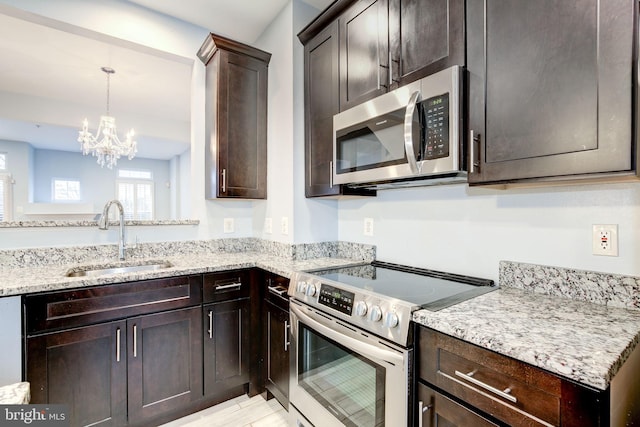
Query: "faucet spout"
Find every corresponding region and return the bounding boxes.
[99,200,126,260]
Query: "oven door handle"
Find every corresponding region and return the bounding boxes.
[291,304,405,366]
[404,90,422,175]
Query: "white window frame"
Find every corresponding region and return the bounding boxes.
[52,178,82,202]
[0,153,6,171]
[0,173,13,222]
[116,178,155,220]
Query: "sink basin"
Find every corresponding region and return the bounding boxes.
[65,261,173,277]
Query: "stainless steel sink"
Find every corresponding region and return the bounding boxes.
[65,261,173,277]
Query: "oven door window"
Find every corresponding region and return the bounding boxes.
[298,324,385,427]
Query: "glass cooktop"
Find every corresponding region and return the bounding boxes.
[309,261,496,310]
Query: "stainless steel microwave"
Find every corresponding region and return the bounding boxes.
[333,66,465,188]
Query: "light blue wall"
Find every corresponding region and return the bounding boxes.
[32,149,172,219]
[0,139,31,214]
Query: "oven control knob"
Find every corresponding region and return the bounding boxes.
[384,312,399,329]
[296,281,308,294]
[368,305,382,322]
[305,283,317,297]
[354,301,368,317]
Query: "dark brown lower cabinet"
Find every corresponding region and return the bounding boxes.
[415,326,640,427]
[264,299,289,407]
[27,321,128,427]
[417,382,499,427]
[203,298,250,397]
[127,307,203,424]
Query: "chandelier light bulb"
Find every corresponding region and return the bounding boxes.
[78,67,137,169]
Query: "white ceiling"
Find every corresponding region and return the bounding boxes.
[0,0,333,160]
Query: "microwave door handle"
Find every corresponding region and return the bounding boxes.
[404,90,422,174]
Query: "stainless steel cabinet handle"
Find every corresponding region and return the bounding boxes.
[455,370,517,403]
[268,285,288,296]
[329,161,333,188]
[418,400,432,427]
[133,325,138,358]
[116,328,121,362]
[469,130,480,173]
[208,310,213,339]
[221,169,226,193]
[284,320,290,352]
[404,90,422,174]
[216,282,242,291]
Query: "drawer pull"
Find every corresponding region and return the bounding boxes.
[418,400,432,427]
[216,282,242,291]
[268,285,288,297]
[455,370,517,403]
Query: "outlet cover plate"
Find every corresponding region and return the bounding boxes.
[592,224,618,256]
[223,218,234,234]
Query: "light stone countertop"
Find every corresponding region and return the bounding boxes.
[0,252,364,297]
[413,286,640,391]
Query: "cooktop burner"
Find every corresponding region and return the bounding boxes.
[289,260,496,346]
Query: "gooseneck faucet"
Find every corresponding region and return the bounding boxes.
[98,200,126,260]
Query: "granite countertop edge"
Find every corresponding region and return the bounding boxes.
[0,252,364,297]
[412,287,640,391]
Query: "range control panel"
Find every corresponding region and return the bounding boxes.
[289,271,417,347]
[318,284,354,315]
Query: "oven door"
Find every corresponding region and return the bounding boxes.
[289,301,411,427]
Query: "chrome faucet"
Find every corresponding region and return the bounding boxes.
[98,200,127,260]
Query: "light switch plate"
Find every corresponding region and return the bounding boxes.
[223,218,234,234]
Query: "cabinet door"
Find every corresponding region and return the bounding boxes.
[388,0,465,88]
[203,298,250,396]
[26,321,127,427]
[305,21,340,197]
[217,50,268,199]
[339,0,390,110]
[417,383,499,427]
[467,0,635,184]
[127,306,203,424]
[264,300,290,407]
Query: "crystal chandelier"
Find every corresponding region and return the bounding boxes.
[78,66,137,169]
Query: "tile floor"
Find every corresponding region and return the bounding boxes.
[160,395,288,427]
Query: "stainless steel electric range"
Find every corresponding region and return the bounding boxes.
[287,261,495,427]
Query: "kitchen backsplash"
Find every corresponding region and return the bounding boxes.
[0,238,376,269]
[500,260,640,311]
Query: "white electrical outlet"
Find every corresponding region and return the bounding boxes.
[592,224,618,256]
[363,218,374,236]
[264,218,273,234]
[281,217,289,235]
[223,218,234,234]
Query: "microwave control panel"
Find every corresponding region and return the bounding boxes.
[422,93,450,160]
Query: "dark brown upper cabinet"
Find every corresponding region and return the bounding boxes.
[198,33,271,199]
[467,0,638,185]
[339,0,465,111]
[303,21,342,197]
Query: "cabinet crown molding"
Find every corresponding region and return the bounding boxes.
[197,33,272,66]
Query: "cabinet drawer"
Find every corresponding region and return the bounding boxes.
[25,275,203,334]
[203,270,250,303]
[417,382,499,427]
[419,327,561,427]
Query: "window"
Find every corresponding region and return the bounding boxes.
[0,174,13,222]
[117,169,154,220]
[52,179,81,201]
